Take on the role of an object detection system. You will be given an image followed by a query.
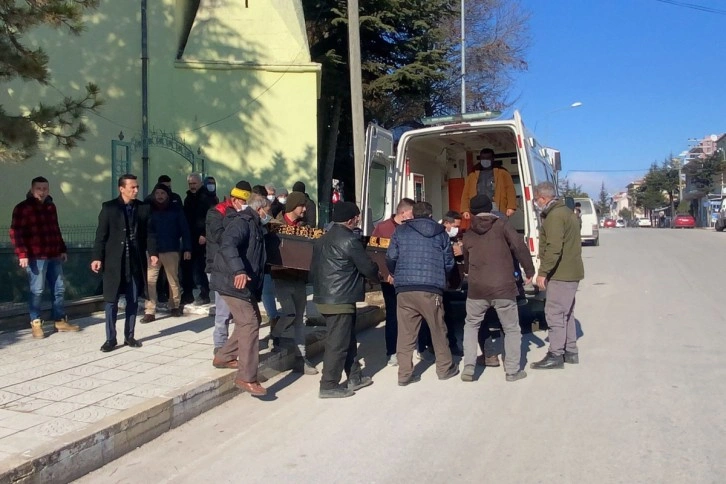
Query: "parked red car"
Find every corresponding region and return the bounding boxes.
[603,219,616,228]
[672,213,696,229]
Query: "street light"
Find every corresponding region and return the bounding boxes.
[533,101,583,134]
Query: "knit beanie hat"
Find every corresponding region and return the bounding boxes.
[153,183,171,197]
[469,194,493,215]
[292,181,306,193]
[332,201,360,222]
[230,180,252,201]
[285,191,307,213]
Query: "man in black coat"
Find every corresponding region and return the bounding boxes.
[91,174,156,352]
[311,202,380,399]
[210,193,271,397]
[182,173,214,305]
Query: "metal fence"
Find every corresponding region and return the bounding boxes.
[0,225,97,249]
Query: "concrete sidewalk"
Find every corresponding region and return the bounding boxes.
[0,296,384,483]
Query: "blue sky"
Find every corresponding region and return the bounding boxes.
[509,0,726,197]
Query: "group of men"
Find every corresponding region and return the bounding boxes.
[10,151,583,398]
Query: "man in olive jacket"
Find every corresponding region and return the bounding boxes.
[530,182,585,370]
[311,202,380,399]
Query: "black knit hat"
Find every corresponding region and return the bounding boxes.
[292,181,306,193]
[332,202,360,222]
[230,180,252,200]
[469,194,493,215]
[157,174,172,183]
[153,183,171,196]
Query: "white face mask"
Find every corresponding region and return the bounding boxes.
[448,227,459,238]
[235,202,247,212]
[267,195,275,202]
[206,183,216,192]
[278,197,287,205]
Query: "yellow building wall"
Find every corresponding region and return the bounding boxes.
[1,0,319,229]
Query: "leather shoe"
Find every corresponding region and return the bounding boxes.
[564,351,579,364]
[530,352,564,370]
[140,314,155,324]
[124,337,143,348]
[100,341,117,352]
[213,358,238,369]
[234,379,267,397]
[438,365,460,380]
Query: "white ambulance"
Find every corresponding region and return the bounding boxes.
[361,110,561,287]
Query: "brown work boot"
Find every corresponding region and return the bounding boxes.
[54,317,80,332]
[140,314,156,324]
[30,319,45,339]
[477,354,500,367]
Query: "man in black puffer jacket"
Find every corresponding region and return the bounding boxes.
[386,201,458,386]
[311,202,380,399]
[209,193,270,397]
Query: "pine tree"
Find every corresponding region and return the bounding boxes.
[0,0,102,163]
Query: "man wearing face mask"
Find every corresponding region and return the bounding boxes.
[209,193,271,397]
[206,181,252,354]
[530,182,584,370]
[460,148,517,220]
[372,198,415,366]
[204,176,219,205]
[271,188,287,218]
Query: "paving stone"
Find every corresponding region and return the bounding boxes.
[24,417,87,438]
[65,364,111,378]
[87,368,137,381]
[157,339,187,349]
[158,347,198,358]
[34,401,88,418]
[62,377,115,391]
[63,405,120,424]
[93,381,139,395]
[119,372,165,384]
[31,386,85,402]
[0,428,18,439]
[34,373,82,386]
[0,412,51,431]
[95,394,146,411]
[0,397,55,413]
[0,376,25,389]
[4,381,55,397]
[115,362,160,373]
[0,431,52,455]
[123,383,175,399]
[63,390,117,406]
[141,354,178,365]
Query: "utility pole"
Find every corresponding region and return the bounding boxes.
[348,0,365,206]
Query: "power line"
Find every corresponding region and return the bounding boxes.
[654,0,726,15]
[566,169,650,173]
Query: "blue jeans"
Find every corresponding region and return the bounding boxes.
[104,278,138,343]
[213,290,233,348]
[261,273,279,319]
[26,258,65,322]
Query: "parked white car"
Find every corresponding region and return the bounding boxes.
[615,219,626,228]
[638,217,652,227]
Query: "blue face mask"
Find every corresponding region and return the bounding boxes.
[260,212,272,225]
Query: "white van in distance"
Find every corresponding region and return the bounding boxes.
[574,197,599,246]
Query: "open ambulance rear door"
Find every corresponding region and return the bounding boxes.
[361,123,395,235]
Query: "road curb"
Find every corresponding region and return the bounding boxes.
[0,305,384,484]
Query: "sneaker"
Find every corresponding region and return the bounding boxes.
[461,364,475,382]
[564,351,579,364]
[347,375,373,392]
[398,374,421,387]
[438,365,460,380]
[54,317,80,332]
[140,314,156,324]
[506,370,527,382]
[170,308,183,317]
[30,319,45,339]
[319,385,355,399]
[387,354,398,366]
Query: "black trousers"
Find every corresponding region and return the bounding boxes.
[181,244,209,298]
[320,312,357,390]
[381,282,398,356]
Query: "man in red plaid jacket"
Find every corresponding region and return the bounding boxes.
[10,177,80,338]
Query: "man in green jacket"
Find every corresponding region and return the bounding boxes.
[530,182,585,370]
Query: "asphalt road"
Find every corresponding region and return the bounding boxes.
[77,228,726,484]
